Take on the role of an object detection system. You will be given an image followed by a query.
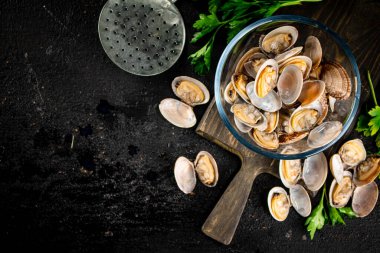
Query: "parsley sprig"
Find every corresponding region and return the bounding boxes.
[305,184,357,239]
[189,0,322,75]
[356,71,380,154]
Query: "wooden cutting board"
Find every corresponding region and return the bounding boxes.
[196,98,278,245]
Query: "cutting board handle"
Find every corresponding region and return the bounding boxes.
[202,160,262,245]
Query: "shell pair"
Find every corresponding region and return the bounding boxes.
[159,76,210,128]
[174,151,218,194]
[329,139,380,217]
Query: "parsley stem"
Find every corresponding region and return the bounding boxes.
[368,70,378,106]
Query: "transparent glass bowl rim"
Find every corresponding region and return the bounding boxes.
[214,15,361,160]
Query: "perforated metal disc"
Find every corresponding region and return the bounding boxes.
[98,0,185,76]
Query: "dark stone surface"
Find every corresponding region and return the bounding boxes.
[0,0,379,252]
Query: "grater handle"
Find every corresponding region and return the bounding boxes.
[202,159,264,245]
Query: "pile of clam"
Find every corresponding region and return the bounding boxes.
[174,151,218,194]
[329,139,380,217]
[268,139,380,221]
[159,76,210,128]
[225,26,351,150]
[268,148,328,221]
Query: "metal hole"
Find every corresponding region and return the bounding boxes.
[174,23,178,27]
[165,30,169,34]
[147,57,151,60]
[137,22,141,25]
[161,47,165,51]
[142,39,146,43]
[150,7,153,11]
[138,57,141,60]
[148,33,152,37]
[123,60,127,63]
[132,4,136,7]
[114,21,118,25]
[151,44,156,48]
[156,28,160,31]
[135,47,139,51]
[158,62,163,66]
[135,13,138,17]
[155,53,159,57]
[121,24,126,29]
[165,39,169,42]
[129,54,133,57]
[165,57,170,61]
[144,14,147,17]
[106,37,110,40]
[104,27,108,31]
[139,31,143,34]
[156,36,160,40]
[109,9,113,13]
[151,19,155,23]
[175,32,178,36]
[122,34,126,37]
[124,7,128,10]
[115,54,119,57]
[127,42,131,45]
[141,4,145,7]
[150,65,153,69]
[170,50,175,54]
[115,3,118,6]
[163,21,167,25]
[106,18,109,22]
[116,40,120,43]
[141,66,144,69]
[132,64,135,67]
[122,48,125,51]
[113,31,117,34]
[117,12,121,17]
[144,48,148,52]
[133,36,137,40]
[158,13,161,17]
[110,46,113,49]
[145,25,149,28]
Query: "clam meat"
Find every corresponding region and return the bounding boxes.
[231,103,263,127]
[268,187,291,221]
[251,129,279,150]
[253,59,278,98]
[339,139,366,167]
[260,26,298,55]
[194,151,219,187]
[329,171,354,208]
[172,76,210,106]
[353,155,380,186]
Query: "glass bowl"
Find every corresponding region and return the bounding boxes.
[214,15,361,160]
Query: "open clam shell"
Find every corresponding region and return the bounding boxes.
[277,65,303,105]
[194,151,219,187]
[279,147,302,188]
[253,59,279,98]
[260,26,298,55]
[172,76,210,106]
[235,47,261,74]
[246,81,282,112]
[329,171,354,208]
[250,129,279,150]
[303,36,322,69]
[330,154,344,184]
[232,73,250,103]
[289,102,322,133]
[159,98,196,128]
[275,46,303,65]
[234,116,252,133]
[339,139,366,167]
[279,56,312,80]
[298,80,326,106]
[268,187,291,221]
[307,121,343,148]
[174,156,196,194]
[353,155,380,187]
[244,52,267,78]
[264,111,279,133]
[224,81,238,105]
[352,181,379,217]
[302,152,328,192]
[231,103,263,128]
[289,184,311,217]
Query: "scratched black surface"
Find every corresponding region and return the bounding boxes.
[0,0,380,252]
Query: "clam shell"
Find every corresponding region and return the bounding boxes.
[253,59,279,98]
[298,80,326,106]
[275,46,303,65]
[235,47,261,74]
[316,92,328,125]
[277,65,303,105]
[329,171,354,208]
[302,152,328,192]
[231,103,263,128]
[352,181,378,217]
[307,121,343,148]
[303,36,322,69]
[194,151,219,187]
[234,116,252,133]
[244,52,267,78]
[279,147,302,188]
[279,56,312,80]
[232,73,250,103]
[174,156,196,194]
[172,76,210,106]
[289,184,311,217]
[353,155,380,187]
[251,129,279,150]
[246,81,282,112]
[263,111,279,133]
[330,154,344,184]
[278,132,308,145]
[260,26,298,55]
[224,81,238,105]
[320,61,351,100]
[289,102,322,132]
[339,139,366,167]
[159,98,196,128]
[267,187,291,221]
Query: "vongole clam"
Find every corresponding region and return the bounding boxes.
[327,140,379,218]
[268,184,311,221]
[222,25,353,151]
[174,151,218,194]
[279,151,328,192]
[250,129,279,150]
[160,76,210,128]
[329,170,354,208]
[320,61,351,100]
[260,26,298,55]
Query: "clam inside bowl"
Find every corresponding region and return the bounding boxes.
[215,15,360,160]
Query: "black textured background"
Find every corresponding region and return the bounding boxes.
[1,0,380,252]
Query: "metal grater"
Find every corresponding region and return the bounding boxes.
[98,0,185,76]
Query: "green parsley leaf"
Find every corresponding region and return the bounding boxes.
[376,133,380,150]
[338,207,357,218]
[191,13,221,44]
[188,39,214,75]
[356,114,372,137]
[368,106,380,136]
[209,0,221,15]
[305,185,327,239]
[328,205,345,226]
